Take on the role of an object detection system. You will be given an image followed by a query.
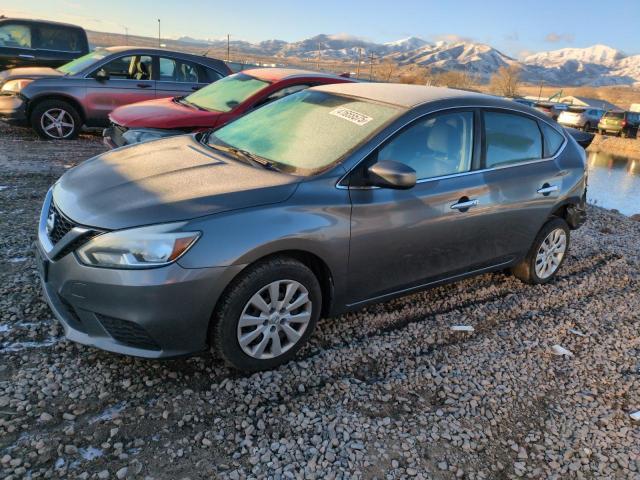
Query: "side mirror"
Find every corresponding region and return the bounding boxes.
[95,68,109,81]
[367,160,416,190]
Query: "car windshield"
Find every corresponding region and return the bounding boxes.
[183,73,269,112]
[207,90,401,176]
[604,111,624,119]
[57,50,108,75]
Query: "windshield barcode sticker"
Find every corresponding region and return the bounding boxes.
[329,107,373,126]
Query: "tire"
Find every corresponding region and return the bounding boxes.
[211,257,322,372]
[621,130,627,138]
[598,129,605,135]
[511,218,570,285]
[582,122,591,132]
[30,99,82,140]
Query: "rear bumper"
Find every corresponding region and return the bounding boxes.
[0,93,28,124]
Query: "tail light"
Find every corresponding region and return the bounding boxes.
[622,120,627,127]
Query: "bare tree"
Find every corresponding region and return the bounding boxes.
[431,70,477,90]
[490,65,522,97]
[375,59,396,82]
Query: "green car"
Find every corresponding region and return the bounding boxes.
[598,110,640,138]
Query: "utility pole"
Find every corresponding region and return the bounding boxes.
[157,19,161,48]
[227,34,230,62]
[369,52,374,81]
[356,48,362,79]
[537,78,544,102]
[316,42,321,71]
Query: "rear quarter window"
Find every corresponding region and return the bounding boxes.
[539,122,565,157]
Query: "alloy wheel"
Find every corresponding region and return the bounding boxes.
[40,108,75,139]
[534,228,567,279]
[237,279,312,360]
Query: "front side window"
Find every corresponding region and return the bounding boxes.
[378,111,474,180]
[484,111,542,168]
[208,90,401,175]
[0,23,31,48]
[91,55,152,80]
[35,26,82,52]
[159,57,201,83]
[184,73,270,112]
[57,50,107,75]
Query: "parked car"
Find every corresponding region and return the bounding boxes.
[598,110,640,138]
[534,102,568,120]
[35,83,587,371]
[557,106,604,132]
[563,127,595,149]
[0,18,89,70]
[0,46,230,139]
[104,68,355,148]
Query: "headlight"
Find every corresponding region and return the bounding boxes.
[122,128,184,145]
[1,79,34,93]
[76,222,200,269]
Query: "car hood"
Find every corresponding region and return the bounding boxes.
[0,67,64,83]
[109,97,221,130]
[52,135,299,230]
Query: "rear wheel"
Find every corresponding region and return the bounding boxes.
[511,218,570,285]
[211,257,322,372]
[30,99,81,140]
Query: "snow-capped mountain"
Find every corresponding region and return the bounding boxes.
[524,45,625,68]
[169,33,639,86]
[389,41,517,76]
[383,36,430,51]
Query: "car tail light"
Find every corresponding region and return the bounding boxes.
[622,120,627,127]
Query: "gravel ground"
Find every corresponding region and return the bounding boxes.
[1,123,640,479]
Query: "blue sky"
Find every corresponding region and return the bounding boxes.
[4,0,639,57]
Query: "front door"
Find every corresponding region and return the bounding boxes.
[84,54,156,125]
[347,110,505,304]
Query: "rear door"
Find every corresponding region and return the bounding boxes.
[0,21,36,69]
[478,110,564,258]
[32,24,85,67]
[155,56,221,98]
[347,109,508,304]
[84,54,156,125]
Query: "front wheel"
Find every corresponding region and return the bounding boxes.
[211,257,322,372]
[30,99,82,140]
[511,218,570,284]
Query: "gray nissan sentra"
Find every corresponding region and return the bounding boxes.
[35,83,587,371]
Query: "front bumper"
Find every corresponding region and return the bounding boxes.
[102,124,127,149]
[0,93,28,124]
[35,191,243,358]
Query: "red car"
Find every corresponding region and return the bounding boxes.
[104,68,354,148]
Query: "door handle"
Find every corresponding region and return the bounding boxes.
[136,83,152,89]
[450,199,479,210]
[537,184,559,195]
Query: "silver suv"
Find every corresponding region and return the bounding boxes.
[557,107,604,132]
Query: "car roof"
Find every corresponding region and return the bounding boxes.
[0,17,84,30]
[311,82,491,108]
[243,68,352,83]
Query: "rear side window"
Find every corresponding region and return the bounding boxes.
[203,66,225,82]
[35,25,83,52]
[159,57,201,83]
[539,122,565,157]
[484,111,542,168]
[378,111,474,180]
[0,23,32,48]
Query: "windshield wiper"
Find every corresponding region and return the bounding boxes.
[176,97,206,110]
[209,143,277,171]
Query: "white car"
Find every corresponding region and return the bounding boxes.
[557,107,604,132]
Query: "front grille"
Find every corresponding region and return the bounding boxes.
[48,202,75,245]
[97,315,161,351]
